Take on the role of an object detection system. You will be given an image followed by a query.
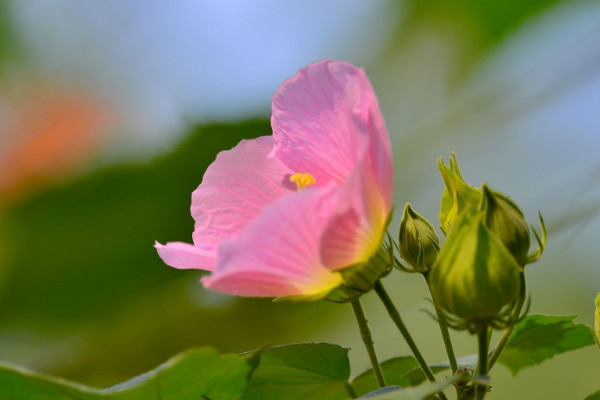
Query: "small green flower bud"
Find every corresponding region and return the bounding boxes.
[398,203,440,272]
[481,184,530,266]
[428,212,522,331]
[437,153,481,234]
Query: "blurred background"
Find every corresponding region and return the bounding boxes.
[0,1,599,398]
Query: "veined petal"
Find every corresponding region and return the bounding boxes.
[191,136,294,257]
[203,186,343,298]
[270,59,391,191]
[365,102,393,208]
[320,157,390,269]
[155,241,215,270]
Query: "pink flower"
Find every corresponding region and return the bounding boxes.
[156,59,393,300]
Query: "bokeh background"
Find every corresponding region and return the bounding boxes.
[0,1,599,398]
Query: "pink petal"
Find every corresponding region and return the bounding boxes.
[155,241,216,270]
[202,186,343,298]
[365,102,393,208]
[270,59,392,197]
[191,135,294,252]
[320,157,390,269]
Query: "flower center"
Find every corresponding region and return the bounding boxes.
[290,173,316,191]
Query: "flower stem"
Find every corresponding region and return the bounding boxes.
[423,273,458,374]
[374,281,449,400]
[350,298,386,388]
[344,382,358,399]
[475,326,489,400]
[488,273,526,369]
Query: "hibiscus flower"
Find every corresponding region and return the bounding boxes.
[156,59,393,300]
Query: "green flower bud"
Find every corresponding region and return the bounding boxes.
[437,153,481,234]
[428,212,522,331]
[398,203,440,272]
[481,184,530,266]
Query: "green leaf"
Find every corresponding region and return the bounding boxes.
[407,0,562,62]
[0,347,255,400]
[351,356,449,396]
[431,353,478,371]
[497,314,596,375]
[245,343,352,400]
[352,357,419,395]
[355,374,463,400]
[352,353,478,397]
[0,1,22,69]
[358,386,403,398]
[584,390,600,400]
[595,292,600,351]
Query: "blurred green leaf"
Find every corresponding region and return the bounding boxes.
[497,314,596,375]
[355,374,462,400]
[430,353,478,371]
[352,353,478,397]
[595,292,600,350]
[245,343,352,400]
[584,390,600,400]
[351,356,449,395]
[409,0,562,54]
[0,1,21,71]
[0,347,255,400]
[352,356,419,395]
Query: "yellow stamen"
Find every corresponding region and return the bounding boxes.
[290,172,316,191]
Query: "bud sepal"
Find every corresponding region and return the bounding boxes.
[339,241,394,299]
[481,184,530,266]
[526,211,547,265]
[438,153,481,234]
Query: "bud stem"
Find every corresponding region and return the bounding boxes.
[423,273,458,375]
[349,298,386,388]
[488,273,527,369]
[475,327,490,400]
[374,281,449,400]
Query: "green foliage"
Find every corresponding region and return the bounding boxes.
[584,390,600,400]
[0,1,21,73]
[244,343,462,400]
[497,314,596,375]
[0,347,255,400]
[351,356,447,395]
[431,354,478,371]
[352,353,480,398]
[353,356,418,394]
[354,375,463,400]
[0,342,466,400]
[407,0,562,58]
[245,343,352,400]
[595,292,600,351]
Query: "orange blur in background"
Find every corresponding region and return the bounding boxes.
[0,88,115,207]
